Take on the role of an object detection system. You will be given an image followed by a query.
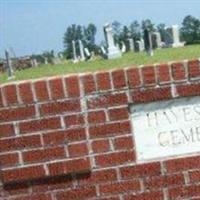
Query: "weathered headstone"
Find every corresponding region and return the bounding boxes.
[101,46,107,55]
[78,40,85,61]
[84,48,91,58]
[103,23,121,59]
[136,41,142,52]
[5,50,14,79]
[44,57,48,65]
[72,40,78,63]
[164,25,185,48]
[31,59,38,67]
[152,32,162,49]
[128,38,135,52]
[144,29,154,56]
[121,42,126,53]
[140,39,145,51]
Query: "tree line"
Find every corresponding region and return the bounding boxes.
[63,15,200,59]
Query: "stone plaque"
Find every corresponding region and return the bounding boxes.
[131,96,200,162]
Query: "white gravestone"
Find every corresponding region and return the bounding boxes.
[78,40,85,61]
[128,38,135,52]
[84,47,91,57]
[101,46,107,55]
[44,57,48,65]
[72,40,78,63]
[131,96,200,163]
[140,39,145,51]
[103,23,121,59]
[136,40,144,52]
[152,32,162,49]
[164,25,185,48]
[121,42,126,53]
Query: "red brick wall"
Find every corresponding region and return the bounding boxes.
[0,59,200,200]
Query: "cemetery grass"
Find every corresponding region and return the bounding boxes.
[1,44,200,84]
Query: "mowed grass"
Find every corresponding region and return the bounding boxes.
[0,44,200,84]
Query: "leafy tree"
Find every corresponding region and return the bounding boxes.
[142,19,155,32]
[63,23,98,59]
[180,15,200,44]
[157,23,166,41]
[129,20,141,41]
[83,23,98,53]
[112,22,131,50]
[112,21,122,44]
[119,25,130,50]
[63,24,84,59]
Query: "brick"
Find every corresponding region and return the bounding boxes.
[188,59,200,79]
[82,74,96,94]
[0,135,42,152]
[47,175,73,191]
[89,121,131,139]
[145,173,184,190]
[171,62,186,81]
[126,68,141,88]
[40,100,81,116]
[124,191,163,200]
[48,158,91,176]
[34,80,49,101]
[2,84,18,105]
[96,72,111,90]
[78,169,117,185]
[141,66,156,85]
[168,185,200,200]
[65,75,80,97]
[23,146,65,164]
[13,193,52,200]
[94,197,120,200]
[108,107,129,121]
[0,153,19,168]
[18,82,34,104]
[114,136,134,150]
[189,170,200,183]
[1,165,46,184]
[165,155,200,173]
[111,69,126,89]
[176,83,200,97]
[95,151,135,167]
[92,139,110,153]
[0,88,3,107]
[132,87,171,103]
[0,123,14,138]
[3,182,31,198]
[56,186,96,200]
[64,114,84,127]
[87,110,106,124]
[19,117,61,134]
[157,64,171,83]
[120,162,161,178]
[100,180,140,195]
[87,92,128,109]
[68,142,88,157]
[49,78,65,100]
[0,105,36,123]
[43,128,86,146]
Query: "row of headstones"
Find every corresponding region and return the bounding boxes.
[32,53,64,67]
[102,23,185,59]
[72,40,92,63]
[3,51,65,79]
[31,57,63,67]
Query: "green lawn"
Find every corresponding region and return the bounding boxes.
[1,44,200,84]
